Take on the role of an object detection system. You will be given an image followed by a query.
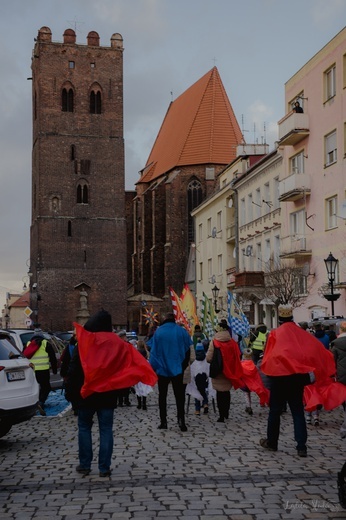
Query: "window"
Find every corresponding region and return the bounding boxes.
[90,63,96,69]
[290,151,305,174]
[199,262,203,282]
[217,211,222,231]
[62,87,74,112]
[77,183,89,204]
[255,188,261,218]
[264,239,271,263]
[273,177,280,209]
[263,183,270,214]
[90,90,102,114]
[198,223,203,243]
[289,92,304,112]
[69,61,75,69]
[295,275,307,296]
[326,196,337,229]
[187,179,203,244]
[240,198,245,226]
[207,218,212,236]
[325,130,337,166]
[290,209,305,236]
[208,259,212,278]
[247,193,253,221]
[256,243,262,271]
[325,64,336,101]
[218,254,222,275]
[274,235,280,265]
[68,221,72,237]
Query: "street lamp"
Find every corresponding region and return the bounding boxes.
[211,285,220,314]
[324,252,340,316]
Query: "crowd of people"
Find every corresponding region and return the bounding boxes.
[22,306,346,507]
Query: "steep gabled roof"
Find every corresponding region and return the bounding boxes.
[139,67,243,183]
[9,291,30,308]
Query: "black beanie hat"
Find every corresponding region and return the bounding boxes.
[84,309,112,332]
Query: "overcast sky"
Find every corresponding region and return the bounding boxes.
[1,0,346,309]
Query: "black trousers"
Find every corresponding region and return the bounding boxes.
[35,369,51,405]
[216,390,230,420]
[157,373,185,424]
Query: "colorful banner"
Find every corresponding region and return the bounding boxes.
[227,290,250,338]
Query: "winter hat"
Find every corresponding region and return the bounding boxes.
[278,304,293,323]
[195,341,206,361]
[84,309,113,332]
[243,348,253,360]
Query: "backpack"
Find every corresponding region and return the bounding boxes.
[209,347,223,378]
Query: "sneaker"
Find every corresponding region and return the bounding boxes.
[245,407,253,415]
[314,418,319,427]
[203,405,209,414]
[99,470,112,477]
[216,417,225,423]
[76,466,91,475]
[259,438,277,452]
[297,450,307,457]
[194,410,200,416]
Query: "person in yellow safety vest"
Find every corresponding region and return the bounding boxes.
[26,333,57,416]
[250,324,268,365]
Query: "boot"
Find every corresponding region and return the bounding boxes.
[137,396,142,409]
[142,397,147,411]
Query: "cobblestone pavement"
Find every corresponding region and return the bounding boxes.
[1,387,346,519]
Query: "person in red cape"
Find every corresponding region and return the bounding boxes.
[206,321,244,423]
[65,309,157,477]
[259,304,337,457]
[240,348,270,415]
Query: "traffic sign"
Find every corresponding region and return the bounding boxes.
[24,307,33,317]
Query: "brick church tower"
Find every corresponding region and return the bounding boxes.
[29,27,127,331]
[128,67,243,333]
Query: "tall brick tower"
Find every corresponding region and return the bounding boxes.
[29,27,127,331]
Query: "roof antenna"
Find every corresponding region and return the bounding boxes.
[241,114,249,144]
[170,91,173,102]
[66,17,84,34]
[212,57,217,66]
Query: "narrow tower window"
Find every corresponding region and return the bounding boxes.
[68,220,72,237]
[71,145,76,161]
[90,90,101,114]
[77,183,89,204]
[62,88,74,112]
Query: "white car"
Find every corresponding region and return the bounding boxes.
[0,330,39,437]
[3,329,65,390]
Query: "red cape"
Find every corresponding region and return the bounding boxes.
[241,359,270,406]
[304,379,346,411]
[260,322,336,380]
[75,324,158,398]
[214,338,244,389]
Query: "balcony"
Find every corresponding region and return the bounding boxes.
[279,172,311,202]
[226,224,236,242]
[278,112,309,146]
[234,271,265,289]
[280,235,312,259]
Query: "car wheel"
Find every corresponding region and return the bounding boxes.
[0,422,12,438]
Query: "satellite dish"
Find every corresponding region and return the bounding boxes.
[211,227,217,238]
[340,200,346,219]
[233,247,237,258]
[211,274,216,284]
[228,198,233,208]
[246,245,253,256]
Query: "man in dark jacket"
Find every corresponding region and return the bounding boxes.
[65,310,119,477]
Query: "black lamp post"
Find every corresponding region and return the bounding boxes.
[211,285,220,314]
[324,252,340,316]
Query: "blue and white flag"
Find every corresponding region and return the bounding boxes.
[227,291,250,338]
[201,292,218,339]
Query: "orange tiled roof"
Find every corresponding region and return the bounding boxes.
[9,291,30,308]
[139,67,243,183]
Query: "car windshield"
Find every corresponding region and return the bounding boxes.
[0,337,23,360]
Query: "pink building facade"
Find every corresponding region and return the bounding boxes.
[278,27,346,322]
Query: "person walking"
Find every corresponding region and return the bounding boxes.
[259,304,335,457]
[331,321,346,438]
[65,309,157,477]
[24,332,57,416]
[249,324,268,365]
[149,312,193,432]
[206,321,244,423]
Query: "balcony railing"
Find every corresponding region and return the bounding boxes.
[279,172,311,202]
[280,235,312,259]
[234,271,265,289]
[278,112,309,146]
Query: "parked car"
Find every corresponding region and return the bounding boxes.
[0,330,39,438]
[308,316,345,336]
[1,329,65,390]
[54,331,74,346]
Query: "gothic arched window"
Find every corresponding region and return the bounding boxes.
[187,178,203,244]
[62,87,74,112]
[77,183,89,204]
[90,90,101,114]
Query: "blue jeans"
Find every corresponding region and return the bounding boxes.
[78,408,114,472]
[267,375,307,451]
